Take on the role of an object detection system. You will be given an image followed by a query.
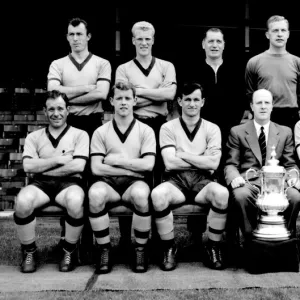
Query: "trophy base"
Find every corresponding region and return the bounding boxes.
[253,217,291,241]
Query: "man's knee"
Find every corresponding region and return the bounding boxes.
[131,185,150,212]
[64,187,85,217]
[232,186,253,207]
[210,184,229,209]
[88,184,108,212]
[151,185,169,211]
[287,188,300,206]
[15,188,37,217]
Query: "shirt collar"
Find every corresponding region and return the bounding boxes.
[253,120,270,136]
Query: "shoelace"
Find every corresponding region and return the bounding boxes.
[211,247,218,261]
[25,252,34,265]
[136,248,144,264]
[100,248,109,264]
[164,248,174,263]
[63,250,71,265]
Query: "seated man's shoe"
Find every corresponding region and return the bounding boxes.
[133,246,148,273]
[21,249,37,273]
[161,244,177,271]
[95,245,112,274]
[59,248,77,272]
[204,241,225,270]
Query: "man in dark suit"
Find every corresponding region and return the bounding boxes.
[224,89,300,241]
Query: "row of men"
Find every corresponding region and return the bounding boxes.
[14,82,300,275]
[47,15,300,141]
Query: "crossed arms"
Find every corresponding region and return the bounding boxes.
[91,154,155,178]
[23,155,86,177]
[162,146,221,172]
[48,80,110,105]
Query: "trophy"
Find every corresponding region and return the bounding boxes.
[246,146,299,241]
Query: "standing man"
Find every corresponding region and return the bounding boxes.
[184,28,244,144]
[244,15,300,129]
[151,82,229,271]
[225,89,300,243]
[48,17,111,137]
[115,21,177,185]
[88,82,156,274]
[14,90,89,273]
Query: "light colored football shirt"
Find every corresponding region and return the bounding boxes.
[23,125,89,177]
[48,53,111,116]
[160,117,221,170]
[115,57,176,118]
[91,118,156,159]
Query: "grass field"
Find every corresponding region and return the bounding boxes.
[1,216,300,300]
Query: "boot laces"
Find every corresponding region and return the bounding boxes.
[25,251,34,265]
[63,249,72,265]
[136,248,144,264]
[100,248,109,265]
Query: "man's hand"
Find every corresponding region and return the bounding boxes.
[287,177,300,189]
[231,176,246,189]
[126,170,144,178]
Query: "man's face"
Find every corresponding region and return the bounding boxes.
[110,89,136,117]
[266,20,289,49]
[67,23,91,53]
[202,31,225,60]
[251,90,273,124]
[44,96,69,129]
[132,29,154,57]
[178,89,204,118]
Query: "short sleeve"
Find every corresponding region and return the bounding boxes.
[115,64,128,83]
[90,128,106,156]
[204,123,222,156]
[97,59,112,82]
[159,123,176,150]
[23,133,39,159]
[73,130,90,159]
[47,60,62,84]
[141,126,156,157]
[161,62,177,87]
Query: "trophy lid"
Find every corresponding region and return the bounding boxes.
[262,146,285,173]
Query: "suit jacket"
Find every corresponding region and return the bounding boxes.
[224,120,298,186]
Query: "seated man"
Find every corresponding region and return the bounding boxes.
[225,89,300,243]
[88,81,156,274]
[14,90,89,273]
[151,82,229,271]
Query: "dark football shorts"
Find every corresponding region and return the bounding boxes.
[29,175,84,201]
[162,170,214,202]
[91,176,150,196]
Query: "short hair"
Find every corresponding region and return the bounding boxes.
[68,17,90,35]
[44,90,69,108]
[132,21,155,37]
[110,81,136,98]
[179,82,204,98]
[266,15,289,30]
[203,28,224,41]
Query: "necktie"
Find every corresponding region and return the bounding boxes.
[258,126,266,166]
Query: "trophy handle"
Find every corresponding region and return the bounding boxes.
[245,168,261,193]
[285,168,299,195]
